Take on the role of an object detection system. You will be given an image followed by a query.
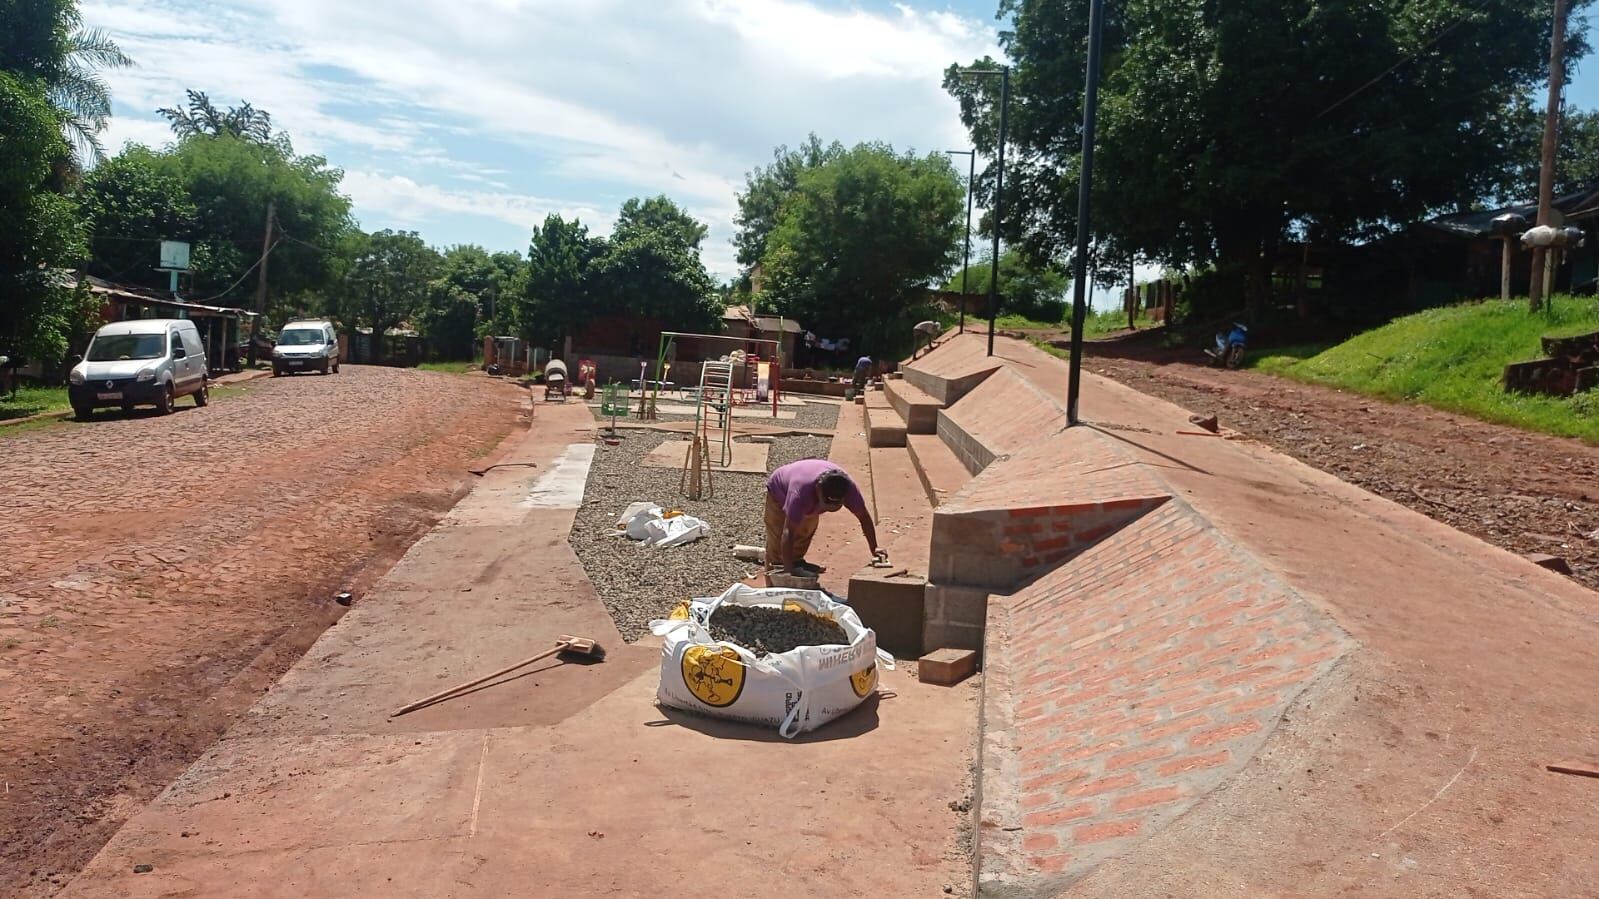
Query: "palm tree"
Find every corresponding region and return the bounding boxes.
[50,23,133,167]
[158,90,273,143]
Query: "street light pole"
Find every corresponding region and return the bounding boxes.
[959,65,1010,357]
[1066,0,1106,426]
[945,149,976,334]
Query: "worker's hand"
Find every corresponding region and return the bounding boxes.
[872,548,889,564]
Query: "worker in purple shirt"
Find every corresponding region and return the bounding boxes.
[764,459,884,576]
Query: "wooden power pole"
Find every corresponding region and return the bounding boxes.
[247,200,276,366]
[1530,0,1569,311]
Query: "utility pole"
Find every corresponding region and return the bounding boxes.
[988,68,1009,357]
[1066,0,1106,425]
[945,149,976,335]
[1530,0,1569,311]
[247,200,275,366]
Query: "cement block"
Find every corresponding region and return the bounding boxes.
[927,584,991,628]
[922,620,983,653]
[847,569,927,658]
[918,648,978,686]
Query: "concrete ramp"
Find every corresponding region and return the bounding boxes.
[938,368,1066,475]
[903,332,1004,405]
[976,498,1350,895]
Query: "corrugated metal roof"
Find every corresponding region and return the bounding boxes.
[1427,184,1599,238]
[752,316,803,334]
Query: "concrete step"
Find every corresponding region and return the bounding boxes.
[884,378,942,434]
[906,435,971,508]
[864,391,907,447]
[847,566,927,659]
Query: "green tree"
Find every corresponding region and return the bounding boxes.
[1497,103,1599,200]
[76,145,198,290]
[520,213,603,348]
[0,71,90,361]
[146,125,352,306]
[418,244,526,359]
[158,90,273,143]
[733,134,845,270]
[946,0,1581,320]
[941,249,1069,322]
[758,143,963,351]
[339,230,441,362]
[592,196,720,352]
[0,0,132,167]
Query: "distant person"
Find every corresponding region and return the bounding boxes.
[913,320,942,358]
[853,355,872,392]
[764,459,884,576]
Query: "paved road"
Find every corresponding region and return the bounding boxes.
[0,365,525,897]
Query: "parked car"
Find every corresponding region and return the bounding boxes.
[68,319,209,419]
[272,320,340,376]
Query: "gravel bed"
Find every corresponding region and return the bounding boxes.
[706,605,849,656]
[569,424,836,640]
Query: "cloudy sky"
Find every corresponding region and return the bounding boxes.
[88,0,1599,297]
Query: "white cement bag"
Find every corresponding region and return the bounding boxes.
[641,514,710,548]
[615,502,662,539]
[649,584,895,738]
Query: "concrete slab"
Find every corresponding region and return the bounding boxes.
[640,437,771,473]
[907,434,971,508]
[886,378,942,433]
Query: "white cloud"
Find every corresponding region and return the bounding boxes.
[84,0,1002,277]
[341,170,606,234]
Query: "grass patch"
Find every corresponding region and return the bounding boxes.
[0,385,71,422]
[993,307,1157,337]
[418,361,479,374]
[1253,296,1599,442]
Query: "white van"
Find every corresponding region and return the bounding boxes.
[69,319,209,418]
[272,320,340,376]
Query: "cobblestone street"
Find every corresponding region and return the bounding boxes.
[0,366,525,895]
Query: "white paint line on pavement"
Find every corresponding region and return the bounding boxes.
[523,443,595,509]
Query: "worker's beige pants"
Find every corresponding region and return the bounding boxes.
[764,494,819,570]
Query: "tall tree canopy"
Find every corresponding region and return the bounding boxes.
[519,213,604,347]
[77,146,198,290]
[0,0,131,167]
[592,196,720,345]
[159,90,274,144]
[941,249,1069,322]
[732,135,846,270]
[753,142,964,350]
[946,0,1589,317]
[337,230,441,361]
[0,71,89,360]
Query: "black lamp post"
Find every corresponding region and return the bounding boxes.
[1066,0,1105,425]
[944,149,976,334]
[958,66,1010,357]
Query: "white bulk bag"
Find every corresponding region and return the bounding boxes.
[649,584,894,739]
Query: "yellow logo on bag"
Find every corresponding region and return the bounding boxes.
[668,600,691,621]
[850,662,877,698]
[682,645,746,708]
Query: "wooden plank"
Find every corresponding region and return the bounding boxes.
[1546,760,1599,779]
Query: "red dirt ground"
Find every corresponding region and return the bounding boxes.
[1083,346,1599,590]
[0,366,524,897]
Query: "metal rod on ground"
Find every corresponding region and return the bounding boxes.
[1067,0,1106,426]
[391,635,601,717]
[1530,0,1569,312]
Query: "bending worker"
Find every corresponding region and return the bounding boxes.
[764,459,884,576]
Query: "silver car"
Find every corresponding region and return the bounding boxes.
[272,320,341,376]
[68,319,209,418]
